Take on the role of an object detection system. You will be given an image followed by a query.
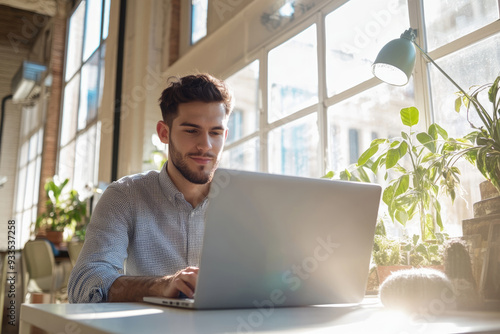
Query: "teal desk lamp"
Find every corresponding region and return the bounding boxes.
[371,28,472,101]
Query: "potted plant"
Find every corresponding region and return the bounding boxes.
[324,107,467,289]
[456,74,500,191]
[403,233,448,267]
[338,107,467,241]
[455,74,500,301]
[371,220,410,286]
[35,177,87,246]
[370,220,448,290]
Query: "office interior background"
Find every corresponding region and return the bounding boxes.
[0,0,499,249]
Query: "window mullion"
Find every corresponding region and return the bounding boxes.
[316,11,328,175]
[259,48,269,173]
[408,0,433,126]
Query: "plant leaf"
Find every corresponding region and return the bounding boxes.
[398,141,408,158]
[400,107,419,127]
[321,171,334,179]
[358,144,379,166]
[433,123,448,140]
[454,96,463,112]
[417,132,436,153]
[395,209,408,226]
[386,148,400,169]
[395,174,409,196]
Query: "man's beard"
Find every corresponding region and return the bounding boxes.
[168,139,219,184]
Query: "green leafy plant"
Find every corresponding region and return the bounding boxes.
[144,149,168,171]
[371,220,404,266]
[346,107,466,241]
[36,177,87,233]
[456,74,500,192]
[402,233,448,266]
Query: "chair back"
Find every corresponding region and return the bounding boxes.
[23,240,55,279]
[67,241,84,267]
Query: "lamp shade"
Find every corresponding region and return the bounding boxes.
[372,37,416,86]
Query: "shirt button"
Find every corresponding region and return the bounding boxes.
[189,212,195,218]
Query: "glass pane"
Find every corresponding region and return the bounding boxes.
[191,0,208,44]
[102,0,111,40]
[24,160,36,210]
[221,137,259,172]
[33,156,42,208]
[58,141,76,188]
[268,25,318,123]
[65,2,85,81]
[429,34,500,232]
[61,74,80,146]
[99,44,106,109]
[430,34,500,138]
[21,106,30,137]
[83,0,102,61]
[424,0,499,50]
[15,166,26,213]
[269,113,320,177]
[19,141,28,167]
[78,52,100,130]
[73,126,97,193]
[28,132,37,161]
[22,104,38,137]
[327,81,415,173]
[225,60,260,144]
[325,0,410,96]
[37,128,44,155]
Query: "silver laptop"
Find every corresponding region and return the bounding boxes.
[144,168,381,309]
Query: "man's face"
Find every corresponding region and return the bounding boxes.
[158,101,228,184]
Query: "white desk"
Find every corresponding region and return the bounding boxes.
[20,298,500,334]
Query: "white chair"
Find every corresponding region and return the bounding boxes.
[22,240,65,303]
[67,241,84,267]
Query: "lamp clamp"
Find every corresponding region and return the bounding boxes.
[401,28,417,42]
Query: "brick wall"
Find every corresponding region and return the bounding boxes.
[168,0,180,66]
[37,16,66,216]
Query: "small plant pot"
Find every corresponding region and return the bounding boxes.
[45,230,64,247]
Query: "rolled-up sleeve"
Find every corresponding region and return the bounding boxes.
[68,183,132,303]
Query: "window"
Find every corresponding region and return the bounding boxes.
[325,0,410,96]
[59,0,109,193]
[191,0,208,44]
[348,129,359,165]
[217,0,500,237]
[269,114,320,177]
[423,0,499,51]
[222,60,260,172]
[268,24,318,123]
[13,104,44,247]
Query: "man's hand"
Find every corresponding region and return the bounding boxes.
[163,266,199,298]
[108,266,199,302]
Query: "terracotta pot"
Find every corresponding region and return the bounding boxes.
[376,265,412,285]
[45,230,64,247]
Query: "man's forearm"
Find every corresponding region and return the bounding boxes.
[108,276,171,302]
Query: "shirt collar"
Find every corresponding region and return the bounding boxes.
[158,162,209,210]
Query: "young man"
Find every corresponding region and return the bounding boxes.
[68,74,233,303]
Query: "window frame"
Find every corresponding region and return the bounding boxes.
[218,0,500,175]
[57,0,109,192]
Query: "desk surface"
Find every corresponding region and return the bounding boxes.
[20,297,500,334]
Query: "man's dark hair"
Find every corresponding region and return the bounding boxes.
[159,73,234,127]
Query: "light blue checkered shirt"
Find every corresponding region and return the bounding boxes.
[68,163,207,303]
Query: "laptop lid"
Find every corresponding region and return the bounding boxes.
[191,169,382,309]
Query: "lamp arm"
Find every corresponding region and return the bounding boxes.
[411,41,473,100]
